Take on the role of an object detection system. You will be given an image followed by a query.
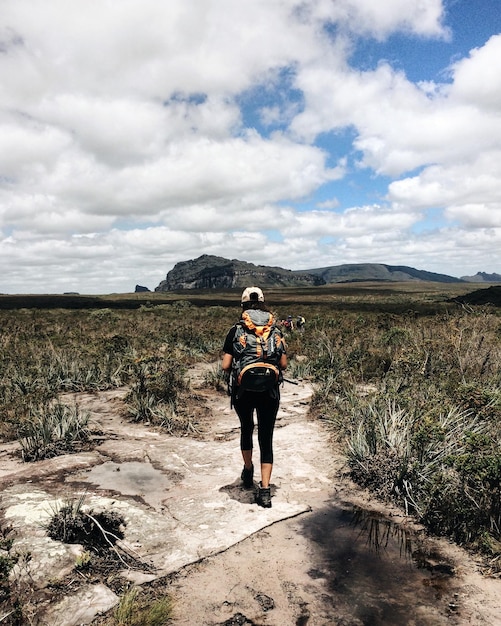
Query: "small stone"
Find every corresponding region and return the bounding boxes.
[255,592,275,611]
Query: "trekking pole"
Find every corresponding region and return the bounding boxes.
[283,377,299,385]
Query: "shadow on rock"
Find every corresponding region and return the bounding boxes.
[219,480,257,505]
[219,480,279,506]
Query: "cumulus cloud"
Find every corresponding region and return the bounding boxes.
[279,205,419,238]
[448,34,501,111]
[0,0,498,293]
[309,0,447,39]
[391,151,501,200]
[0,0,320,100]
[293,57,501,176]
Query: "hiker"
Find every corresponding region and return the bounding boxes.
[296,315,305,332]
[222,287,287,508]
[284,315,294,331]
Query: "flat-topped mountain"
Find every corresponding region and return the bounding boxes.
[154,255,324,291]
[306,263,463,284]
[154,256,467,292]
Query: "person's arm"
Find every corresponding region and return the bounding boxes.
[222,352,233,372]
[221,327,236,372]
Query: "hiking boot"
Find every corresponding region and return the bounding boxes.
[241,464,254,488]
[256,483,272,508]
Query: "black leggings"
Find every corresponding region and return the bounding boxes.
[233,390,280,464]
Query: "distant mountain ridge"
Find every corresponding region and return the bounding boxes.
[154,255,477,292]
[305,263,463,284]
[460,271,501,283]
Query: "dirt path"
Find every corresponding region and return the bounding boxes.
[0,364,500,625]
[166,366,501,626]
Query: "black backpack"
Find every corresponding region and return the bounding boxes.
[231,309,285,397]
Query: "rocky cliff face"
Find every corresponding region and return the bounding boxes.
[154,255,324,291]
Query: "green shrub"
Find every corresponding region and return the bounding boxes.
[18,402,90,461]
[114,586,173,626]
[125,356,199,434]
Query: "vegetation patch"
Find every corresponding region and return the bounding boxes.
[124,356,206,435]
[90,581,174,626]
[112,586,173,626]
[18,402,91,461]
[0,518,25,625]
[305,303,501,569]
[45,496,153,582]
[1,285,500,575]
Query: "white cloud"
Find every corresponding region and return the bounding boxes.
[448,34,501,111]
[445,204,501,228]
[278,204,419,238]
[0,130,342,231]
[388,152,501,228]
[0,0,320,100]
[0,0,499,293]
[293,56,501,176]
[0,121,71,179]
[0,191,114,234]
[308,0,447,39]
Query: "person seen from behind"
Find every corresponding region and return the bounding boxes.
[222,287,287,508]
[296,315,305,332]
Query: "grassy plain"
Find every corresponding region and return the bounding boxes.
[1,281,500,571]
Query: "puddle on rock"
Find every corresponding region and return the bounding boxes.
[301,504,459,625]
[75,461,181,509]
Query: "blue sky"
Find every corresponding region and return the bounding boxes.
[352,0,501,81]
[0,0,500,293]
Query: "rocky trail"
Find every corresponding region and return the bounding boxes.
[0,364,500,625]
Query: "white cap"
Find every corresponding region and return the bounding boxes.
[241,286,265,303]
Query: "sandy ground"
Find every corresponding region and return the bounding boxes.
[1,363,500,625]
